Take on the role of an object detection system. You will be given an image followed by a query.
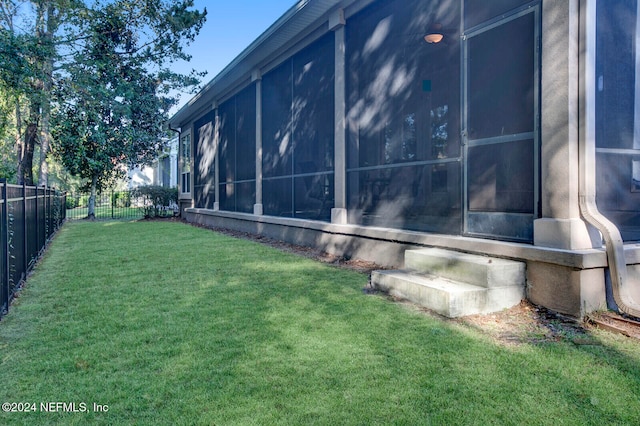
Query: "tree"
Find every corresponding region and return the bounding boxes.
[0,85,18,180]
[0,0,82,185]
[51,0,205,218]
[1,0,205,189]
[52,64,167,217]
[1,2,31,183]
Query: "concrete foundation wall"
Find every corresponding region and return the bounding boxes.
[179,200,192,218]
[527,261,607,317]
[626,264,640,306]
[186,209,412,268]
[180,208,640,318]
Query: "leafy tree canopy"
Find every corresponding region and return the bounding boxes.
[0,0,206,197]
[47,0,206,216]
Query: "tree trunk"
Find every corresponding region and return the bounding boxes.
[38,108,50,186]
[38,2,56,187]
[15,96,24,184]
[21,121,37,186]
[87,175,97,219]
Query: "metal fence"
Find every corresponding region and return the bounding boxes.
[1,179,66,319]
[66,191,145,221]
[66,189,178,221]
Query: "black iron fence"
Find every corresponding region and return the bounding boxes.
[66,191,145,221]
[66,188,178,221]
[1,179,66,319]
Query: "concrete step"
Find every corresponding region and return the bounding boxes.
[371,270,487,318]
[404,248,525,289]
[371,269,525,318]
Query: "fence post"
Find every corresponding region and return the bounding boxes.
[54,189,58,230]
[41,186,45,242]
[62,192,66,223]
[44,186,48,241]
[46,187,50,240]
[2,180,8,314]
[59,191,64,227]
[42,185,51,241]
[22,183,27,278]
[50,187,55,234]
[35,186,39,252]
[111,189,114,219]
[47,186,51,239]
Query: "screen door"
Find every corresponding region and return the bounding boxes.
[463,5,540,242]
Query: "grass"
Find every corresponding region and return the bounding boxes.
[1,221,639,425]
[66,206,143,221]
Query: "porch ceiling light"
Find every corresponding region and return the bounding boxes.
[424,33,444,43]
[424,23,444,44]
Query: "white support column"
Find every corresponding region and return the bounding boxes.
[533,0,598,249]
[213,102,220,211]
[330,9,347,224]
[253,70,264,215]
[188,128,194,208]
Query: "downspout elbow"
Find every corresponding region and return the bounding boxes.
[579,0,640,318]
[578,195,640,318]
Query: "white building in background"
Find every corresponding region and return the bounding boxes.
[128,136,179,189]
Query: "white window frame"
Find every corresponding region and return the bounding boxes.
[180,131,192,197]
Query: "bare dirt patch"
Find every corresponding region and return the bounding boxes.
[455,301,596,346]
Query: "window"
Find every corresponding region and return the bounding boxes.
[180,133,191,195]
[160,156,171,187]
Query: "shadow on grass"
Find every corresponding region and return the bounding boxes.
[0,220,639,425]
[220,256,640,425]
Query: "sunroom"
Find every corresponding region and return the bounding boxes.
[169,0,640,318]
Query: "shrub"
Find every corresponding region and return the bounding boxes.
[111,191,131,208]
[78,195,89,208]
[131,185,178,218]
[66,196,78,210]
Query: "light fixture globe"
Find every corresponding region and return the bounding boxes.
[424,33,444,44]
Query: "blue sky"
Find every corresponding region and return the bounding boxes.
[170,0,296,113]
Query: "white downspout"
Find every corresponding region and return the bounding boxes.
[579,0,640,318]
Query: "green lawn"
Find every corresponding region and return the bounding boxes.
[1,221,639,425]
[66,206,143,221]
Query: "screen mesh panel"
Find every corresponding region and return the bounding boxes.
[194,110,216,209]
[217,84,257,213]
[467,12,535,140]
[218,98,235,188]
[595,0,640,241]
[262,61,293,179]
[347,163,461,233]
[236,85,257,182]
[263,177,293,217]
[261,33,335,221]
[464,0,533,29]
[346,0,462,234]
[468,139,534,214]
